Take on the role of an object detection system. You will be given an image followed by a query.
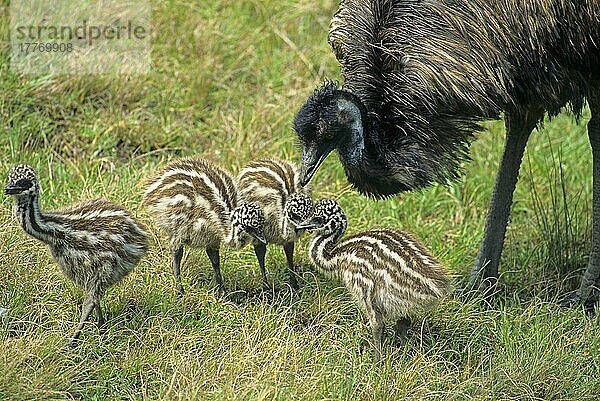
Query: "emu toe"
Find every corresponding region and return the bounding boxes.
[453,286,482,302]
[288,273,300,291]
[454,276,501,303]
[69,336,80,349]
[394,317,411,346]
[560,292,598,318]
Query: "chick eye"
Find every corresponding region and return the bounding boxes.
[15,179,33,189]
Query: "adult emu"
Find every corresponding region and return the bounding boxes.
[293,0,600,311]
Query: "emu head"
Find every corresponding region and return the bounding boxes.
[294,80,478,199]
[293,81,366,187]
[283,193,313,235]
[228,203,267,248]
[4,164,39,198]
[297,198,347,238]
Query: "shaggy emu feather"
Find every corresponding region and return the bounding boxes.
[293,0,600,310]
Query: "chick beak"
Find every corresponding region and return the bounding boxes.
[247,227,267,245]
[300,141,336,186]
[295,219,321,231]
[4,184,25,195]
[288,216,304,234]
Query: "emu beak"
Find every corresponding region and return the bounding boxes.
[287,215,302,228]
[295,220,320,231]
[300,141,336,186]
[4,184,24,195]
[288,217,304,235]
[247,227,267,245]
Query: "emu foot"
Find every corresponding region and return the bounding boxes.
[394,317,411,347]
[97,317,107,334]
[262,279,273,293]
[454,276,500,303]
[560,292,598,318]
[68,336,80,349]
[214,284,227,300]
[288,273,300,291]
[453,286,482,302]
[374,348,382,363]
[261,284,275,301]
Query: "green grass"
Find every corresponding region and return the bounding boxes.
[1,1,599,399]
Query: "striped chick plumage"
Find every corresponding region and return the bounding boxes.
[143,158,266,295]
[300,199,450,360]
[5,164,149,347]
[237,159,313,289]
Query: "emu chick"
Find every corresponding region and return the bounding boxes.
[5,164,149,347]
[237,159,313,289]
[143,158,266,295]
[300,199,451,360]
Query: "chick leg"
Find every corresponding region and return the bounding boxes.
[394,316,411,346]
[172,246,184,297]
[206,247,224,295]
[70,294,96,348]
[370,311,385,363]
[253,243,270,290]
[283,242,299,290]
[95,303,105,328]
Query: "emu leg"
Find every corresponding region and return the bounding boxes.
[70,294,96,348]
[394,316,411,346]
[95,303,105,328]
[253,243,270,290]
[206,248,224,295]
[371,311,385,362]
[562,93,600,316]
[364,287,385,361]
[283,242,299,290]
[172,246,184,297]
[465,109,539,296]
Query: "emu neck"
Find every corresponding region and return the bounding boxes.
[309,230,343,275]
[14,194,59,244]
[335,92,368,169]
[338,100,367,168]
[333,91,400,196]
[334,94,423,197]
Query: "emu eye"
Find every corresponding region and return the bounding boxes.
[317,121,336,141]
[15,179,33,189]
